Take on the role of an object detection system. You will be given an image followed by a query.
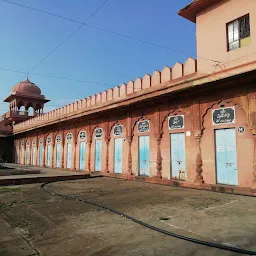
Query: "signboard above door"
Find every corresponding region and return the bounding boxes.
[114,125,123,136]
[168,115,184,130]
[212,107,235,125]
[95,128,103,138]
[138,120,150,133]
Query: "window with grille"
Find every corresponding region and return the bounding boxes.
[227,14,250,51]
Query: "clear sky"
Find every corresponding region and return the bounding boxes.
[0,0,195,114]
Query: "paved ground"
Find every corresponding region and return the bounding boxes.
[0,177,255,256]
[0,164,87,180]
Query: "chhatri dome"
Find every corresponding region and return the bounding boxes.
[12,77,41,95]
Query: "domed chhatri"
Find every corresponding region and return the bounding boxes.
[12,77,41,95]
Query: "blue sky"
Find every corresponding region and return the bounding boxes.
[0,0,195,114]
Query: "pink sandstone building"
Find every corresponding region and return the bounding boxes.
[0,0,256,196]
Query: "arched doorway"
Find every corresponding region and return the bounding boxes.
[16,142,20,164]
[113,124,124,174]
[32,139,37,165]
[55,135,61,168]
[39,138,44,166]
[78,131,86,170]
[137,119,150,176]
[66,133,72,169]
[25,140,30,165]
[46,136,52,167]
[94,128,103,172]
[20,141,24,164]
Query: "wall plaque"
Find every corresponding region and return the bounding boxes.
[168,115,184,130]
[212,107,235,125]
[238,127,244,134]
[95,128,103,138]
[138,120,150,133]
[114,125,123,136]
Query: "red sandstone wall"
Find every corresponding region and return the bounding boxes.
[13,89,256,190]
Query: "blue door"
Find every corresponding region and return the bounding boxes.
[79,142,86,170]
[67,143,72,169]
[47,145,52,167]
[215,128,238,186]
[139,136,150,176]
[32,147,36,165]
[26,147,30,165]
[39,146,43,166]
[56,144,61,168]
[171,133,186,179]
[21,148,24,164]
[16,148,19,164]
[95,140,102,172]
[114,138,123,174]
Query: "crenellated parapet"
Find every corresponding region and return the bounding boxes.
[13,57,197,132]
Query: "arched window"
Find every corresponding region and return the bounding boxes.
[27,107,34,116]
[19,106,26,115]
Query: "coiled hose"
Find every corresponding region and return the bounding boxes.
[41,181,256,255]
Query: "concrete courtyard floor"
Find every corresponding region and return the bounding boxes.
[0,177,255,256]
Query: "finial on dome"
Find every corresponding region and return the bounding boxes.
[26,75,30,81]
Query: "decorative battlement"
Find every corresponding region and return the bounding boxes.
[13,58,197,132]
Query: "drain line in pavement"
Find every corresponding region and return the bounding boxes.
[41,181,256,255]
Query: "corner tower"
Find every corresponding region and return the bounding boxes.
[3,77,50,126]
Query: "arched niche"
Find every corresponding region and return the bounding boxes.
[201,100,254,187]
[108,121,127,174]
[161,108,194,181]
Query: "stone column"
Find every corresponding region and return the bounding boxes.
[105,139,110,173]
[52,141,55,168]
[194,131,204,184]
[88,141,92,172]
[61,136,65,169]
[127,137,133,175]
[73,141,77,171]
[156,136,162,178]
[253,134,256,189]
[42,138,46,167]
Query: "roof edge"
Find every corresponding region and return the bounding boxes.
[178,0,222,23]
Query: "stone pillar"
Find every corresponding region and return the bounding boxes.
[194,131,204,184]
[127,137,133,175]
[73,141,77,171]
[88,141,92,172]
[42,137,46,167]
[156,136,162,178]
[253,135,256,189]
[61,135,65,169]
[105,139,110,173]
[52,142,55,168]
[127,113,133,176]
